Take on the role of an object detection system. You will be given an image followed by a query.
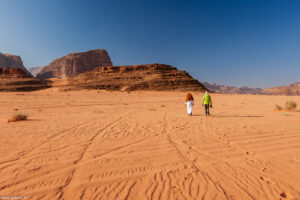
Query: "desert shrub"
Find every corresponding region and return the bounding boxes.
[285,101,297,111]
[275,104,282,110]
[8,114,28,123]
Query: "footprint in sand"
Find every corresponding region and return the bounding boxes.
[259,176,274,184]
[262,167,271,173]
[245,157,257,163]
[246,151,255,155]
[280,191,290,199]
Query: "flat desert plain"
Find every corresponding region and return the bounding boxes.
[0,90,299,200]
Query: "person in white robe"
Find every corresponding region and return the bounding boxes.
[185,93,194,116]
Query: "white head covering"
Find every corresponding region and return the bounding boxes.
[205,91,208,95]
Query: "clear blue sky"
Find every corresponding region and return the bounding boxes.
[1,0,300,88]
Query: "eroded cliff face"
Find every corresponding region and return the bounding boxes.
[0,52,31,75]
[62,64,207,92]
[263,82,300,96]
[0,68,48,91]
[37,49,112,79]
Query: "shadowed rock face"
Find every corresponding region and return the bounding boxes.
[263,82,300,96]
[0,68,49,91]
[37,49,112,79]
[62,64,207,92]
[0,52,31,75]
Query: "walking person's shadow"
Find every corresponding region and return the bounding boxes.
[188,114,263,118]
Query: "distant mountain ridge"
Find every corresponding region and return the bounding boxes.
[203,82,263,94]
[263,82,300,96]
[203,82,300,96]
[28,66,45,77]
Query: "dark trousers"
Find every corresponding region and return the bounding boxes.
[204,104,210,115]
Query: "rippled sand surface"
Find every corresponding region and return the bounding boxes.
[0,90,299,200]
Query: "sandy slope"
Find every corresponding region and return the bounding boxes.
[0,90,299,200]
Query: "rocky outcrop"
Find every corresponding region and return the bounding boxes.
[0,68,49,91]
[0,52,31,75]
[263,82,300,96]
[61,64,207,92]
[37,49,112,79]
[0,68,31,78]
[28,66,45,77]
[203,82,263,94]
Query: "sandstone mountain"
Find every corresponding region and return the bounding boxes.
[0,68,48,91]
[263,82,300,96]
[37,49,112,79]
[203,82,263,94]
[0,52,31,75]
[28,66,45,77]
[61,64,207,92]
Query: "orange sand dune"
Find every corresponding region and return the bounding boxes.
[0,90,299,200]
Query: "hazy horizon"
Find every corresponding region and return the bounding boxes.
[1,0,300,88]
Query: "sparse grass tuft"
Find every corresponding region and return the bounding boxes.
[285,101,297,111]
[8,114,28,123]
[275,104,282,110]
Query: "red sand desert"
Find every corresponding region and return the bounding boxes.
[0,90,299,200]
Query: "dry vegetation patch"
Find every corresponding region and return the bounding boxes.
[8,114,28,123]
[285,101,297,111]
[275,101,297,112]
[275,104,282,111]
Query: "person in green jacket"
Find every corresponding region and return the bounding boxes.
[202,91,212,116]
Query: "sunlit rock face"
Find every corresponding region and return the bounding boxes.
[37,49,113,79]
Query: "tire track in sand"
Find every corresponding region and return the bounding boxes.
[57,112,134,199]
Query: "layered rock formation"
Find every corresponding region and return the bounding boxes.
[0,68,48,91]
[263,82,300,96]
[37,49,112,79]
[203,82,263,94]
[0,52,31,75]
[0,68,31,78]
[28,66,45,77]
[61,64,207,92]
